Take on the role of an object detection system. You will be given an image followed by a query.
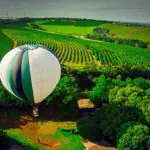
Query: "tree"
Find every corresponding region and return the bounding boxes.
[89,75,107,105]
[132,77,150,90]
[109,85,150,124]
[0,84,25,107]
[111,79,126,87]
[77,104,142,144]
[92,104,142,143]
[46,76,79,107]
[77,116,102,140]
[93,28,109,35]
[117,122,149,150]
[109,85,144,106]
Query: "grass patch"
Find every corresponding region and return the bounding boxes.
[5,129,42,150]
[51,128,85,150]
[40,25,94,36]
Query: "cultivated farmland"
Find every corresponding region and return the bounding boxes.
[1,27,150,67]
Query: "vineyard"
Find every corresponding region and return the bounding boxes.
[1,27,150,67]
[16,40,95,65]
[93,49,126,66]
[92,49,144,66]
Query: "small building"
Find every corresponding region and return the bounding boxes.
[77,99,96,116]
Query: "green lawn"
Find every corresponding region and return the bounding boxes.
[51,128,84,150]
[99,23,150,42]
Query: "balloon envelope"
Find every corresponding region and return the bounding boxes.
[0,45,61,104]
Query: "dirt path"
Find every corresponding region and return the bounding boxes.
[93,55,102,66]
[84,141,117,150]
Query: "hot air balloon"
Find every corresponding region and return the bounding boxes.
[0,44,61,118]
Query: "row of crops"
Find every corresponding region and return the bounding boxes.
[16,40,95,65]
[92,49,144,66]
[16,39,145,67]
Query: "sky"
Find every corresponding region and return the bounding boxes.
[0,0,150,23]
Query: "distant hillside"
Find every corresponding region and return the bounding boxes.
[32,19,150,43]
[99,23,150,42]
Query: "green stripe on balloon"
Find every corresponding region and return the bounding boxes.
[6,51,23,99]
[21,51,34,103]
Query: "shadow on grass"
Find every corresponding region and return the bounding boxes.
[0,130,29,149]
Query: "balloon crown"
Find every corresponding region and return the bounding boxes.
[19,44,46,51]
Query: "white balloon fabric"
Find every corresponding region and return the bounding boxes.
[0,45,61,104]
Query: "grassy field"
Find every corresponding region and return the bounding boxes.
[33,20,150,43]
[33,20,94,35]
[40,25,93,36]
[99,23,150,42]
[0,31,13,60]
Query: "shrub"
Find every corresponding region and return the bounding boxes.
[117,122,149,150]
[77,116,102,140]
[0,84,25,107]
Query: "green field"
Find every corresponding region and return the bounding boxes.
[99,23,150,42]
[33,20,150,43]
[33,20,94,35]
[0,31,13,60]
[1,27,150,67]
[40,25,94,36]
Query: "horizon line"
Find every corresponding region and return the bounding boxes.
[0,16,150,24]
